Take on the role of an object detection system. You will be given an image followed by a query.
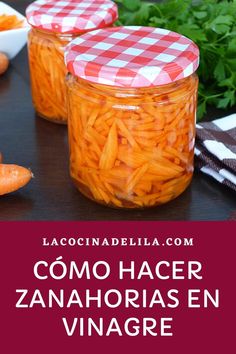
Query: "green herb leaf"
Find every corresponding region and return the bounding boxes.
[214,60,226,82]
[217,97,230,109]
[225,90,236,106]
[197,101,207,119]
[115,0,236,120]
[121,0,141,11]
[208,15,234,34]
[177,24,207,42]
[218,77,234,88]
[193,11,208,20]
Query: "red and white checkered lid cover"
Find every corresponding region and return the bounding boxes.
[65,26,200,87]
[26,0,118,34]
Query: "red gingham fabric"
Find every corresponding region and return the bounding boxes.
[26,0,118,34]
[64,26,200,87]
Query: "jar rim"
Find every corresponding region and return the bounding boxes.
[66,73,198,104]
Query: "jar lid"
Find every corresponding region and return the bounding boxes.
[65,26,200,87]
[26,0,118,34]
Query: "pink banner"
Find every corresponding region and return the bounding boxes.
[1,222,234,353]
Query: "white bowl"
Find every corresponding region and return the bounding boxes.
[0,1,30,59]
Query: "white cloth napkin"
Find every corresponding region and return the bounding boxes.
[195,114,236,191]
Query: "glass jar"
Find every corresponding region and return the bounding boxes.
[66,74,198,208]
[65,26,200,208]
[28,28,75,123]
[26,0,118,124]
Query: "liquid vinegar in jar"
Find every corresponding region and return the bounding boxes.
[65,26,199,208]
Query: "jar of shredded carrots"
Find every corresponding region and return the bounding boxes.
[25,0,118,124]
[65,26,200,208]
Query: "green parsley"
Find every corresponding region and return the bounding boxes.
[115,0,236,120]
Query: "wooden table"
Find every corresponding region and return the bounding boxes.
[0,0,235,221]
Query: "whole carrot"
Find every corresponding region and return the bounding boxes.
[0,164,32,196]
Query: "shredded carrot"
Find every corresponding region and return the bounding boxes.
[28,28,72,123]
[66,73,198,208]
[0,14,24,31]
[99,122,118,170]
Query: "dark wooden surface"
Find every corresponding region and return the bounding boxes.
[0,0,235,221]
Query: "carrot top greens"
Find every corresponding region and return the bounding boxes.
[115,0,236,119]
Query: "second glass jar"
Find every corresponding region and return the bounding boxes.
[66,74,198,208]
[26,0,118,124]
[28,28,74,123]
